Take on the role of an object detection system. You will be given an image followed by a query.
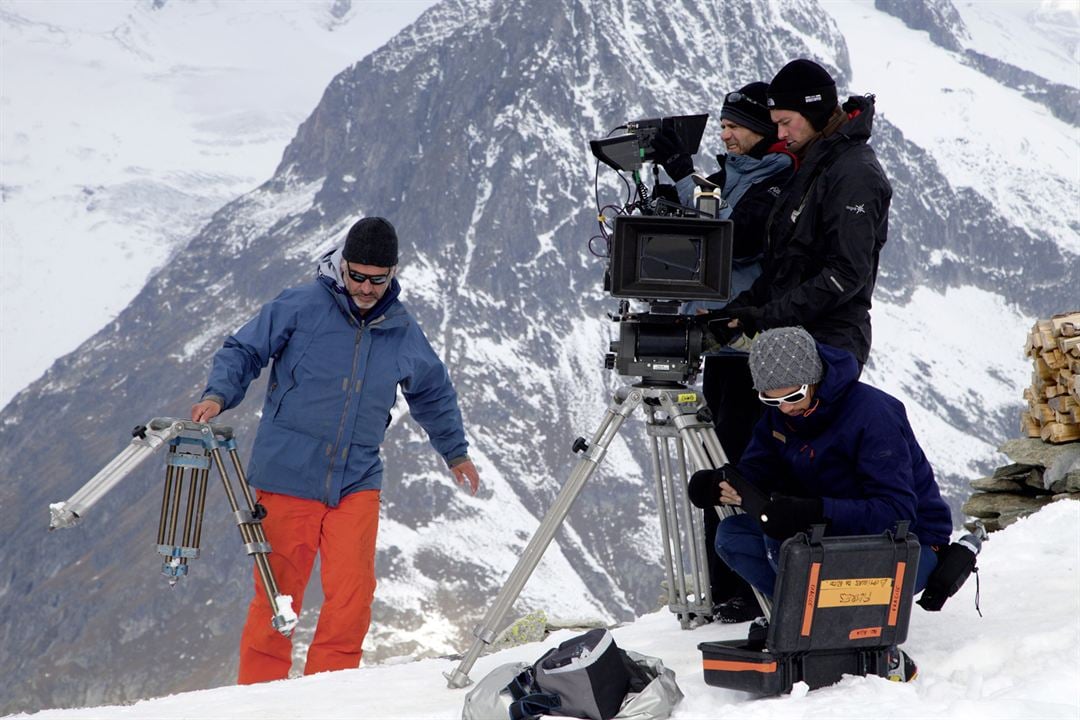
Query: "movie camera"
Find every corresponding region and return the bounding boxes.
[589,114,734,383]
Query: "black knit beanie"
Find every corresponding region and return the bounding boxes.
[343,217,398,267]
[767,59,838,131]
[720,82,776,138]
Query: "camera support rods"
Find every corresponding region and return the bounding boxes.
[49,417,298,636]
[445,383,771,689]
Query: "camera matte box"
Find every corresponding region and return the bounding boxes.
[699,526,920,695]
[609,215,733,301]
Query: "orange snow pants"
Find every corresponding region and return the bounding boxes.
[237,489,380,684]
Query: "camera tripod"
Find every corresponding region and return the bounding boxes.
[445,380,771,689]
[49,417,298,636]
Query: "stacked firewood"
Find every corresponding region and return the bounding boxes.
[1022,312,1080,444]
[964,312,1080,532]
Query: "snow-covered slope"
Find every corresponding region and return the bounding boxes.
[0,0,438,408]
[12,500,1079,720]
[1,0,1077,714]
[824,0,1079,256]
[953,0,1079,86]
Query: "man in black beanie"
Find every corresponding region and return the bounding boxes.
[724,58,892,370]
[192,216,481,684]
[653,81,797,623]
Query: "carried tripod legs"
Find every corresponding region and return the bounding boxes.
[52,418,297,637]
[446,383,769,689]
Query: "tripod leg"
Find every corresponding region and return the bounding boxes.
[445,389,642,689]
[657,433,694,625]
[207,445,297,636]
[647,434,680,623]
[50,420,185,529]
[663,393,773,621]
[674,437,710,618]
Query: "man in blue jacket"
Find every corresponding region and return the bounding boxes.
[191,216,480,684]
[688,327,952,600]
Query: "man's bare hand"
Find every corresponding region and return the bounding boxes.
[191,399,222,423]
[451,460,480,495]
[718,480,742,506]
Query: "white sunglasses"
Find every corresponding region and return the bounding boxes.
[758,384,809,407]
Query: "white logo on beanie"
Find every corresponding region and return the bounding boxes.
[805,94,822,103]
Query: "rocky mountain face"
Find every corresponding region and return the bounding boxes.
[0,0,1074,713]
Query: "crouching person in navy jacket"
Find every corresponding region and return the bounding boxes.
[688,326,952,600]
[191,217,480,684]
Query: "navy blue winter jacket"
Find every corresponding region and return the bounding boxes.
[736,342,952,546]
[201,247,469,506]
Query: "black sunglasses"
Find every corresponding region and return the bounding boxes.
[758,384,809,407]
[725,91,767,110]
[346,269,390,286]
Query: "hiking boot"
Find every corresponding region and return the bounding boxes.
[711,596,759,624]
[885,645,918,682]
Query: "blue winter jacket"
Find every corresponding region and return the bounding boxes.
[736,342,952,545]
[201,247,469,506]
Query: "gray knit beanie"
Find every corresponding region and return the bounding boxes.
[748,327,824,392]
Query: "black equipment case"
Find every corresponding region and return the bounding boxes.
[698,523,920,695]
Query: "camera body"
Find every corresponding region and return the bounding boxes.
[602,215,733,383]
[590,115,734,384]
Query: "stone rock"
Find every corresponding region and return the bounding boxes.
[1044,446,1080,493]
[962,491,1054,519]
[1051,493,1080,502]
[991,463,1046,491]
[999,438,1079,468]
[970,476,1025,493]
[490,610,549,651]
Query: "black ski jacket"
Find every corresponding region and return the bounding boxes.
[730,95,891,366]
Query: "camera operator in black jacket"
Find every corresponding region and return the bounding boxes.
[724,59,892,370]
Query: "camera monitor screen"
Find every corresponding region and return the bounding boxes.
[609,216,733,301]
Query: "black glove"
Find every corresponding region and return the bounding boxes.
[688,468,725,509]
[651,126,695,181]
[759,495,824,540]
[728,306,765,336]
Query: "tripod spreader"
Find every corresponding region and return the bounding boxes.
[49,417,298,637]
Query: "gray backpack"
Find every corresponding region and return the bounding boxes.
[461,629,683,720]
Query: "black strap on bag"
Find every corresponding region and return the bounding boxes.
[508,666,562,720]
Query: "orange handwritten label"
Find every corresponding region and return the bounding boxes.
[849,627,883,640]
[801,562,821,636]
[889,562,907,625]
[817,577,893,607]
